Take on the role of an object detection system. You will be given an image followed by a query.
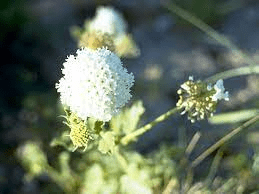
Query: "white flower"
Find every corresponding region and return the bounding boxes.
[211,79,229,101]
[88,6,127,37]
[56,48,134,122]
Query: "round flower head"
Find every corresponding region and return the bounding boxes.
[177,77,229,123]
[56,48,134,122]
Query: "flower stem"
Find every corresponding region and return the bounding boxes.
[120,106,181,145]
[185,132,201,156]
[205,65,259,83]
[205,147,223,187]
[191,114,259,168]
[163,1,256,67]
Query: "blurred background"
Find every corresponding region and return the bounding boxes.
[1,0,259,193]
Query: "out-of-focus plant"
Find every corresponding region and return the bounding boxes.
[17,142,80,193]
[70,6,140,58]
[170,0,244,25]
[18,141,178,193]
[0,0,28,41]
[173,0,220,25]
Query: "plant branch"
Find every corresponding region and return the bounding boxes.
[191,114,259,168]
[120,107,181,145]
[205,65,259,83]
[163,1,257,67]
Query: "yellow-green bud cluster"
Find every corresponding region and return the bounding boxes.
[78,31,115,52]
[63,111,91,151]
[176,77,217,123]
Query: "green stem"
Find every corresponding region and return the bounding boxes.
[185,132,201,156]
[163,1,256,67]
[120,107,181,145]
[114,146,128,171]
[205,147,223,187]
[191,114,259,168]
[205,65,259,83]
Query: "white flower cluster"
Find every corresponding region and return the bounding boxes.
[56,48,134,122]
[88,6,127,37]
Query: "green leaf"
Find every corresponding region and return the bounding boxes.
[82,164,105,193]
[120,174,152,194]
[17,141,49,181]
[69,25,83,40]
[253,154,259,174]
[87,117,104,134]
[98,131,116,155]
[50,130,75,152]
[208,109,259,124]
[110,100,145,135]
[81,164,118,193]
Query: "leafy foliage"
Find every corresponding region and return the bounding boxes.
[111,100,145,135]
